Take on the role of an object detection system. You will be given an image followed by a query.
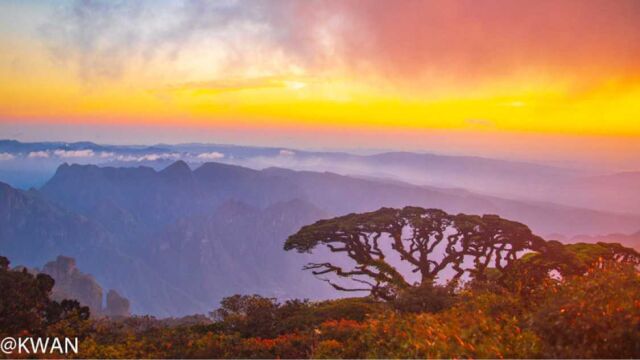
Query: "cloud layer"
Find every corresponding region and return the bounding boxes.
[39,0,640,87]
[1,0,639,154]
[333,0,640,82]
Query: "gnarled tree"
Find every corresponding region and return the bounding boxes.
[284,206,547,300]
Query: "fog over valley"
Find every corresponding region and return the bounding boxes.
[1,139,638,316]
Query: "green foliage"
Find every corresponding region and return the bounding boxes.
[312,308,540,358]
[518,241,640,279]
[392,282,456,313]
[210,294,280,338]
[3,217,640,359]
[209,294,385,338]
[532,263,640,358]
[4,261,636,359]
[276,297,385,335]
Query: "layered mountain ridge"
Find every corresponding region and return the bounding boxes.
[2,139,639,216]
[1,160,639,316]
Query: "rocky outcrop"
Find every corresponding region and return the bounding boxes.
[41,255,130,318]
[105,290,131,318]
[42,256,103,315]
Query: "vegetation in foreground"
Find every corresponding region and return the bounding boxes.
[1,207,639,359]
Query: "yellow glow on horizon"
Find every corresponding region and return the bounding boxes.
[1,33,639,139]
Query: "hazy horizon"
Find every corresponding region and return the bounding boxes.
[2,0,640,170]
[2,125,640,171]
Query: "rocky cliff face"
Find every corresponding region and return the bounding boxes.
[41,255,130,318]
[42,256,104,315]
[0,181,204,316]
[105,290,130,318]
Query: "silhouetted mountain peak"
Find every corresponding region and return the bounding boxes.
[160,160,192,179]
[0,180,13,192]
[54,162,70,173]
[50,162,99,180]
[0,181,44,208]
[47,163,157,186]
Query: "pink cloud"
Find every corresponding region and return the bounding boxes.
[37,0,640,87]
[311,0,640,83]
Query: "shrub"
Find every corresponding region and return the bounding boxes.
[532,263,640,358]
[392,282,455,313]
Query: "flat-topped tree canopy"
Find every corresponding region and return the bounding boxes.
[285,206,548,300]
[518,240,640,278]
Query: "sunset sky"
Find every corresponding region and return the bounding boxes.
[1,0,639,168]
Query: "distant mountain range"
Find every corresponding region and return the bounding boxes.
[0,180,211,315]
[1,139,638,215]
[1,158,639,316]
